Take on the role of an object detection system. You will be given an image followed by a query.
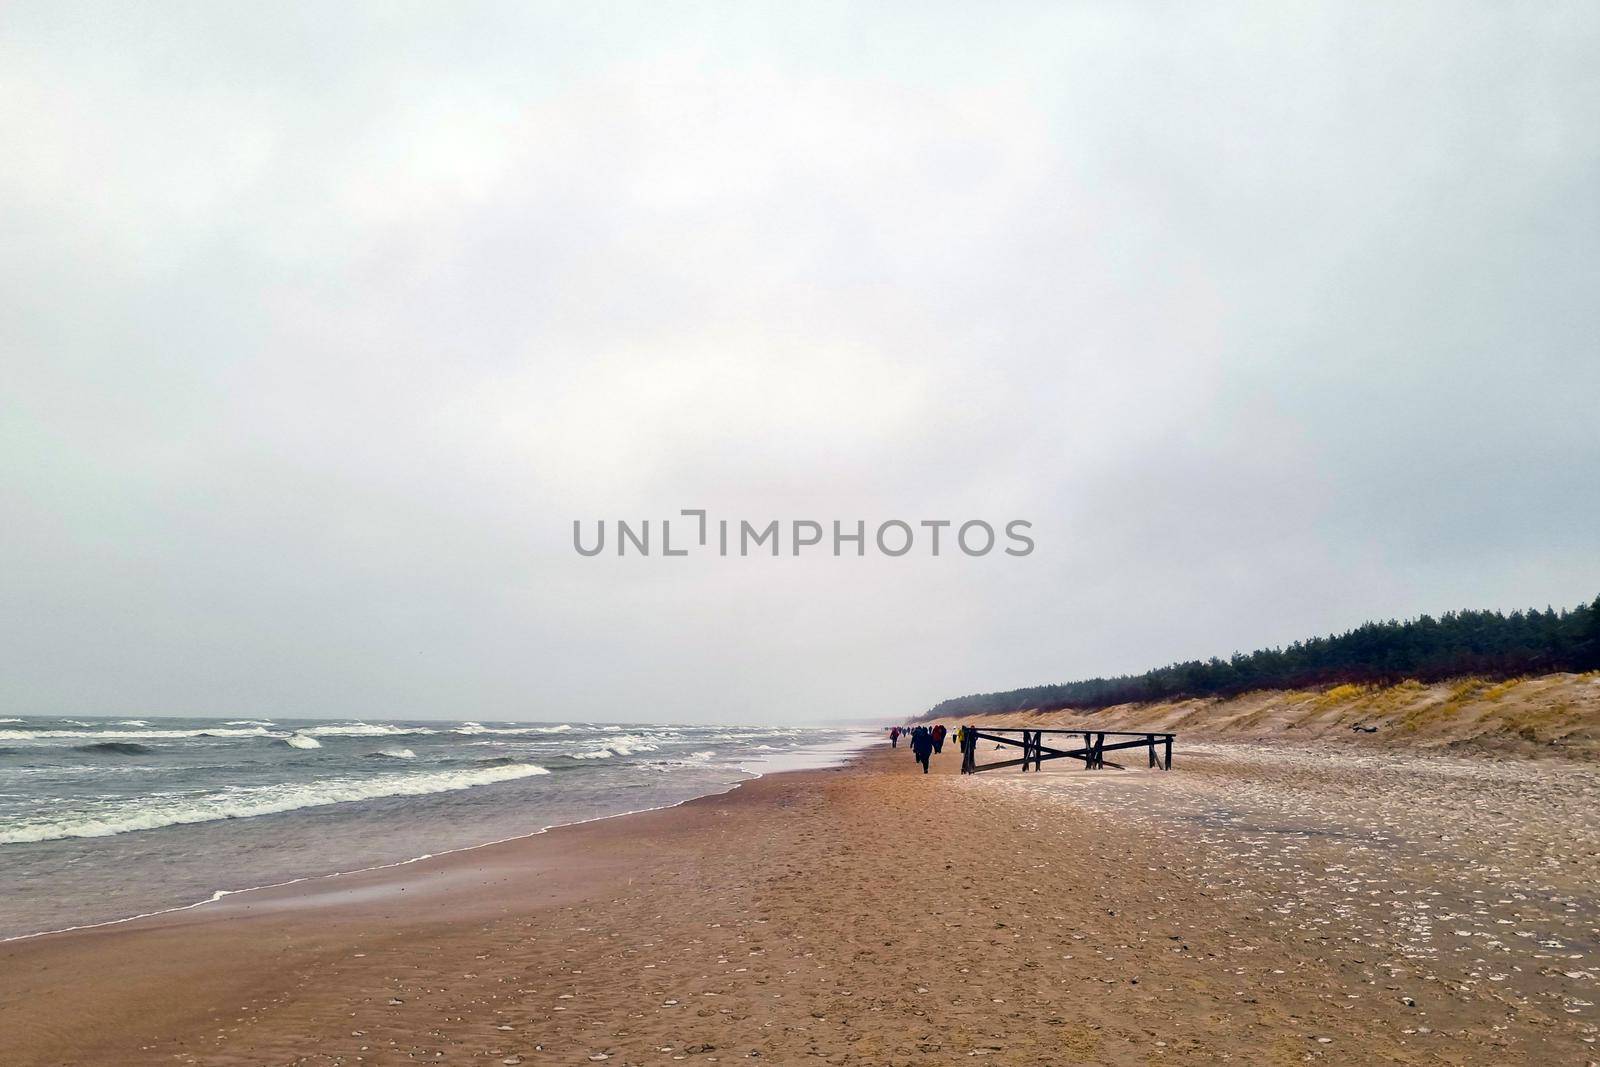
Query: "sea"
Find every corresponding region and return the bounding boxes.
[0,714,872,940]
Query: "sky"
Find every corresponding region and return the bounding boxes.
[2,2,1597,724]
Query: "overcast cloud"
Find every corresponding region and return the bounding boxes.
[2,2,1597,723]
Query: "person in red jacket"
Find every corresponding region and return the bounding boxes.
[931,723,946,754]
[889,726,901,748]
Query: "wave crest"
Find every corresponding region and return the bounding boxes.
[297,723,435,738]
[0,727,271,742]
[0,764,551,844]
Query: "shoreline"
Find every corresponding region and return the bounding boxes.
[2,733,877,945]
[2,756,874,1066]
[5,739,1594,1065]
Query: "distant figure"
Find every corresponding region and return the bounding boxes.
[910,726,934,773]
[931,723,946,754]
[890,726,901,748]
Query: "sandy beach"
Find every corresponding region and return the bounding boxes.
[7,3,1597,1063]
[4,736,1598,1066]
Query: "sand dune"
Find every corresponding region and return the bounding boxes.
[929,671,1600,759]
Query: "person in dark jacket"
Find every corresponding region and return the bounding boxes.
[889,726,901,748]
[910,726,934,773]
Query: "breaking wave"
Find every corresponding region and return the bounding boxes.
[296,723,435,738]
[0,764,551,844]
[453,723,572,736]
[565,734,660,760]
[0,727,272,741]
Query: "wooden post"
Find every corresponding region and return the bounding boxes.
[1148,733,1156,769]
[1163,735,1173,770]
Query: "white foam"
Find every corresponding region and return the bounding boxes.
[298,723,434,737]
[225,719,276,727]
[454,723,573,736]
[565,734,660,758]
[283,734,322,749]
[370,747,416,759]
[606,734,658,752]
[0,727,272,741]
[0,763,550,844]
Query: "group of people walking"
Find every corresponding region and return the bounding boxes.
[887,723,964,773]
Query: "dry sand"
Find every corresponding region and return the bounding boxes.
[4,729,1598,1065]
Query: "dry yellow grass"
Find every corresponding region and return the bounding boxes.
[1480,678,1523,702]
[1315,682,1368,707]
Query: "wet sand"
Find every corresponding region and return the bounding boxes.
[3,741,1597,1065]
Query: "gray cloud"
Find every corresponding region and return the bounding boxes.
[3,2,1597,722]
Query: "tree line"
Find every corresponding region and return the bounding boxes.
[925,595,1600,719]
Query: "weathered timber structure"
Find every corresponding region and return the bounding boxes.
[959,727,1174,774]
